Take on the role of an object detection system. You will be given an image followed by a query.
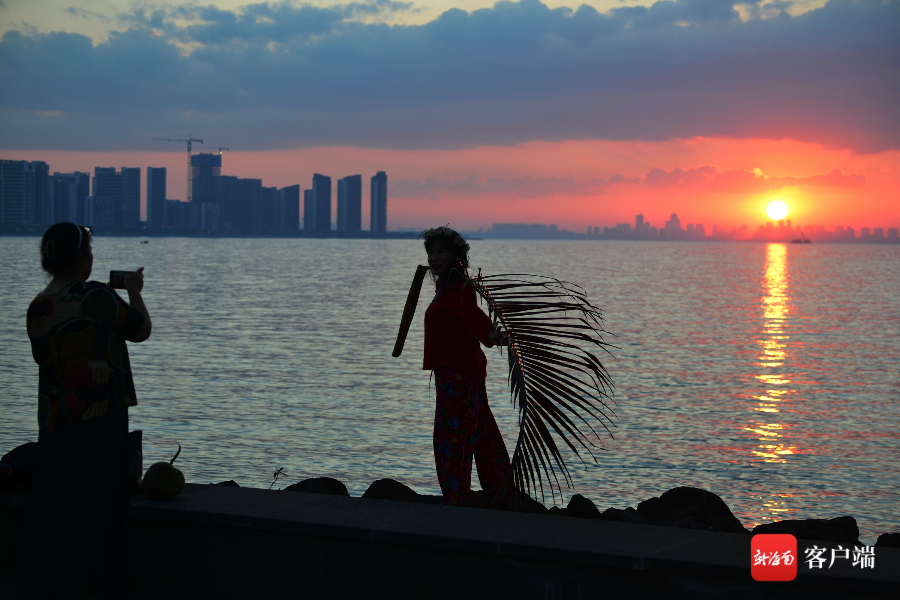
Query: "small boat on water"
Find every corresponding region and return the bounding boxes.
[792,231,811,244]
[140,240,149,244]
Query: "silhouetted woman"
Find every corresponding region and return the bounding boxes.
[421,226,510,506]
[18,222,151,600]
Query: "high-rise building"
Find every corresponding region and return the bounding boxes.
[311,174,331,233]
[234,178,261,232]
[49,171,89,225]
[664,214,683,238]
[147,167,166,227]
[337,174,362,234]
[190,153,222,205]
[370,171,387,234]
[258,186,278,231]
[303,189,314,232]
[92,167,140,229]
[278,185,300,231]
[0,159,49,225]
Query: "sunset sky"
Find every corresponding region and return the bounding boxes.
[1,0,897,232]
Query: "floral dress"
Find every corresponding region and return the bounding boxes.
[424,278,511,506]
[27,280,144,432]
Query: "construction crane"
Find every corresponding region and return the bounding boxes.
[154,135,203,203]
[203,146,230,155]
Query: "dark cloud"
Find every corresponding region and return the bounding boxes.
[645,165,865,190]
[393,164,863,198]
[393,172,638,198]
[0,0,896,152]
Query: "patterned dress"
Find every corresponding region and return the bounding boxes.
[424,278,511,506]
[18,280,145,600]
[27,281,144,432]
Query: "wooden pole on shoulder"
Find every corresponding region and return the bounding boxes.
[392,265,430,357]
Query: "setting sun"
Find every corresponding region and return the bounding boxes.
[766,201,789,221]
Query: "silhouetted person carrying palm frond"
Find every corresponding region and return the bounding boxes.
[421,226,511,506]
[394,226,617,510]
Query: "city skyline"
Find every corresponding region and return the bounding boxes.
[0,153,397,234]
[1,1,897,232]
[3,144,897,235]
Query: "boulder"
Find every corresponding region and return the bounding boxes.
[0,442,37,492]
[567,494,601,519]
[875,533,900,548]
[752,516,859,546]
[636,487,748,534]
[465,489,492,509]
[548,506,570,517]
[285,477,350,496]
[213,480,240,487]
[599,507,651,525]
[502,491,548,514]
[362,478,419,503]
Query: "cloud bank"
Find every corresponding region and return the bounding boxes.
[1,0,897,152]
[392,165,864,198]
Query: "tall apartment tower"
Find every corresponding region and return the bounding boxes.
[303,189,314,232]
[370,171,387,234]
[92,167,140,229]
[311,174,332,233]
[0,159,49,225]
[190,153,222,205]
[337,175,362,234]
[49,171,89,225]
[278,185,301,231]
[147,167,167,227]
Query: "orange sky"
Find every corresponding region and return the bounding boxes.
[4,136,898,232]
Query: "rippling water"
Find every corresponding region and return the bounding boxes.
[1,236,898,543]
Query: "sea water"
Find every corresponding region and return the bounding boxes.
[1,236,898,543]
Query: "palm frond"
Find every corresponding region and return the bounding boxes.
[468,272,617,507]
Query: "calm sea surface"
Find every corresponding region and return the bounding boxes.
[1,237,898,543]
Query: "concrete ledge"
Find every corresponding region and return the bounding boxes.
[2,485,897,599]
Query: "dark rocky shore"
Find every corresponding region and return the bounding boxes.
[4,440,898,548]
[218,473,900,549]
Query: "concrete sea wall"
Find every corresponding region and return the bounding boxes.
[2,484,898,599]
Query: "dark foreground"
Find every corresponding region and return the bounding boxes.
[2,484,898,600]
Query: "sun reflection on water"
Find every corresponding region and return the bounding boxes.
[747,244,799,465]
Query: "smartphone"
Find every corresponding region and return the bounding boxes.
[109,270,135,289]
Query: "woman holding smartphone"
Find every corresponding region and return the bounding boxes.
[18,222,151,600]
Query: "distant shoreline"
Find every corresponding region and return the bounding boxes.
[1,228,898,244]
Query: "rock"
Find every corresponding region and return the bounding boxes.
[418,494,443,505]
[213,480,240,487]
[875,533,900,548]
[465,489,492,509]
[284,477,349,496]
[599,507,651,525]
[362,478,419,503]
[0,442,37,492]
[567,494,601,519]
[503,491,548,514]
[548,506,570,517]
[637,487,747,534]
[752,516,859,545]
